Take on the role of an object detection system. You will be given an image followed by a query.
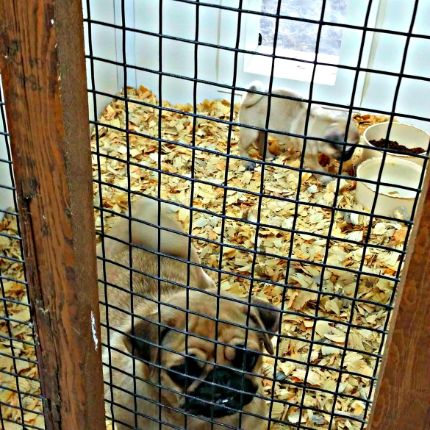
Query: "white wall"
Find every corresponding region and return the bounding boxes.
[132,0,222,103]
[0,113,13,217]
[84,0,224,105]
[83,0,120,119]
[359,0,430,131]
[0,80,14,218]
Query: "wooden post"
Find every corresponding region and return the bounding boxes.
[0,1,105,429]
[368,173,430,430]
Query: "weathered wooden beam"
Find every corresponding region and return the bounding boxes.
[368,172,430,430]
[0,1,105,429]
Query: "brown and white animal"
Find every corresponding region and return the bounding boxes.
[238,81,359,182]
[97,196,279,429]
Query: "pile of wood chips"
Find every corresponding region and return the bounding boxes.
[0,86,411,430]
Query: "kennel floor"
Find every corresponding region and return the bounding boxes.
[0,87,405,429]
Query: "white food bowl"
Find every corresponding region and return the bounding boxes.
[362,122,429,166]
[355,158,422,219]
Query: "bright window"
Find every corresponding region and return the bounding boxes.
[247,0,348,84]
[218,0,380,106]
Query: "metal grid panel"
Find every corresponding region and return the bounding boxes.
[84,1,429,429]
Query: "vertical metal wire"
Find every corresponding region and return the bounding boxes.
[183,0,200,428]
[237,1,284,429]
[313,1,376,427]
[211,1,244,428]
[157,1,164,428]
[120,1,140,427]
[265,1,330,427]
[85,0,115,426]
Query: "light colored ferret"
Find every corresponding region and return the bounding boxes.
[239,81,359,182]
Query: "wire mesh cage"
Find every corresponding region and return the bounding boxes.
[1,0,430,429]
[85,0,429,429]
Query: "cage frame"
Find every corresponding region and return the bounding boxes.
[0,1,429,430]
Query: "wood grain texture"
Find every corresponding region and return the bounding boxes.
[0,1,105,429]
[368,170,430,430]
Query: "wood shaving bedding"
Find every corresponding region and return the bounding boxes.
[0,86,412,429]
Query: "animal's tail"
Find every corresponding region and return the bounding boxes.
[241,81,265,108]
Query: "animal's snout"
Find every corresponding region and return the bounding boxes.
[182,368,258,418]
[325,123,359,163]
[335,143,356,161]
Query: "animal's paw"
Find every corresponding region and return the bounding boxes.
[245,160,257,171]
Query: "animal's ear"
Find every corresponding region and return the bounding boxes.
[123,313,167,364]
[249,298,280,355]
